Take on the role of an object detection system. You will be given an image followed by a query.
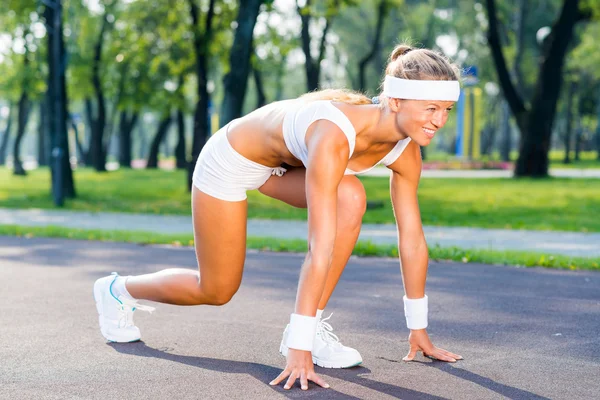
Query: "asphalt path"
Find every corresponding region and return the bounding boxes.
[1,236,599,399]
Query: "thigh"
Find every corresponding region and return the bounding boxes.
[259,167,366,212]
[258,167,308,208]
[192,186,248,291]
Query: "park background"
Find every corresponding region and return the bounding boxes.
[0,0,599,269]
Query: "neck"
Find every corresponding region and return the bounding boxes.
[361,105,407,143]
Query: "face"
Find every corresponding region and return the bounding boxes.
[390,99,455,146]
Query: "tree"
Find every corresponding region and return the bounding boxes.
[219,0,267,127]
[88,1,117,172]
[44,0,76,204]
[357,0,394,91]
[297,0,349,91]
[485,0,591,177]
[0,105,13,166]
[146,112,172,168]
[569,15,600,160]
[187,0,216,190]
[0,1,46,175]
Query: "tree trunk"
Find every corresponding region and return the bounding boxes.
[563,80,576,164]
[12,91,30,176]
[358,0,388,91]
[82,97,94,165]
[596,86,600,161]
[118,111,138,168]
[187,0,216,190]
[486,0,584,177]
[0,104,13,166]
[38,101,49,166]
[574,122,582,162]
[118,112,130,168]
[500,100,511,161]
[512,0,528,96]
[220,0,263,127]
[175,108,187,169]
[89,13,111,172]
[45,0,75,205]
[298,0,338,91]
[146,113,172,169]
[71,117,86,166]
[253,63,266,108]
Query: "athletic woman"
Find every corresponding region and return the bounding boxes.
[94,44,463,391]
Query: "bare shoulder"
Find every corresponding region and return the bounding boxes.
[386,140,422,185]
[305,119,350,154]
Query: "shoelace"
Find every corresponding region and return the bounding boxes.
[116,297,155,328]
[317,313,342,347]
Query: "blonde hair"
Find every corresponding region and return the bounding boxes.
[384,44,461,82]
[299,88,372,105]
[298,44,460,105]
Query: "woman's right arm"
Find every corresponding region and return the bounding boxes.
[270,120,349,391]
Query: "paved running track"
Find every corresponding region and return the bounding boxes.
[1,236,598,399]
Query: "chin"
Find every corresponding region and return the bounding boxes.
[413,136,432,147]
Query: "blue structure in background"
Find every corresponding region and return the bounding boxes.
[455,91,466,157]
[455,66,479,157]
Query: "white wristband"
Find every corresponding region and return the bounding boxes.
[403,295,428,330]
[285,313,318,351]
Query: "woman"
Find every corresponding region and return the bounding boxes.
[93,44,463,391]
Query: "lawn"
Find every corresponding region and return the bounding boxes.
[2,224,597,271]
[425,150,600,169]
[1,167,599,232]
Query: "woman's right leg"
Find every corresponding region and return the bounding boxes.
[125,186,248,306]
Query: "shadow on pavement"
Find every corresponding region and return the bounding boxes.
[110,342,446,399]
[319,367,448,400]
[418,360,550,400]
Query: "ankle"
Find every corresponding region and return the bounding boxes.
[112,276,135,301]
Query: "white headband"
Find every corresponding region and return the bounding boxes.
[383,75,460,101]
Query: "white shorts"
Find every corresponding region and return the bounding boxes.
[192,124,286,202]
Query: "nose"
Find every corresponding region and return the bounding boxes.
[431,111,445,128]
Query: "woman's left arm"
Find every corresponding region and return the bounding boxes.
[387,140,463,363]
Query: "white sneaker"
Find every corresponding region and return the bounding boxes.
[279,313,363,368]
[93,272,155,343]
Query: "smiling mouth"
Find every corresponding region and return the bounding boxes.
[423,128,436,138]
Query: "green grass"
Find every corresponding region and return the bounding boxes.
[1,224,597,271]
[1,167,599,232]
[425,150,600,169]
[549,151,600,169]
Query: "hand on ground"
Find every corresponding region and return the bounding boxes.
[269,348,330,390]
[403,329,463,363]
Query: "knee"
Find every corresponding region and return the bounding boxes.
[200,283,239,306]
[338,178,367,226]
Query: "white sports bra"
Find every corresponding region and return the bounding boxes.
[282,100,411,175]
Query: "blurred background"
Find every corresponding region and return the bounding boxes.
[0,0,598,207]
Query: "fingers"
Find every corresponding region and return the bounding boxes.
[300,370,308,391]
[425,350,456,362]
[424,347,463,363]
[402,344,420,362]
[437,347,463,361]
[403,346,463,363]
[271,369,330,390]
[269,369,290,386]
[284,370,299,390]
[308,371,330,389]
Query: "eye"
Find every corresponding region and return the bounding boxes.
[427,107,436,112]
[446,108,453,112]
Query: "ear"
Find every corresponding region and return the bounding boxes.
[387,97,402,112]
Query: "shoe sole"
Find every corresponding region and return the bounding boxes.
[93,277,141,343]
[279,343,362,369]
